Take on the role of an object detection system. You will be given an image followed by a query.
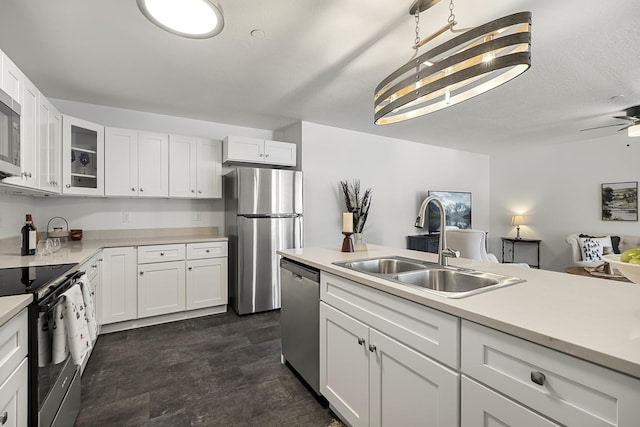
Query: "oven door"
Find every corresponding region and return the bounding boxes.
[0,87,20,179]
[35,282,81,427]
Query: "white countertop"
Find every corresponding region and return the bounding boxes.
[278,244,640,380]
[0,233,228,327]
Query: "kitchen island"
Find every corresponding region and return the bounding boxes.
[279,244,640,427]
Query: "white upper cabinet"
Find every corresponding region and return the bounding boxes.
[62,115,105,196]
[105,127,169,197]
[3,76,38,189]
[0,51,23,102]
[169,135,221,198]
[223,136,296,167]
[38,95,62,193]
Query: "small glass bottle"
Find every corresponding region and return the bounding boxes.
[21,214,37,256]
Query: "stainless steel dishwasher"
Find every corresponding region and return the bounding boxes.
[280,258,321,395]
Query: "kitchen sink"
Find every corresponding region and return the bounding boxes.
[333,256,524,298]
[339,257,427,274]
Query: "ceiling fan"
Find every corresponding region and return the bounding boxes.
[580,105,640,133]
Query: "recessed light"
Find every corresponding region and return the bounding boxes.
[137,0,224,39]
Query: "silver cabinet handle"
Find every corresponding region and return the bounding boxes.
[205,249,210,253]
[140,188,144,192]
[160,252,164,256]
[139,271,144,275]
[530,371,546,386]
[66,184,71,188]
[357,337,365,346]
[188,267,192,271]
[265,154,269,158]
[191,189,195,193]
[0,411,7,424]
[259,153,264,157]
[368,344,376,353]
[131,187,136,191]
[91,264,97,268]
[198,190,202,194]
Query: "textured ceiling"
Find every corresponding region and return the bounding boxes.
[0,0,639,154]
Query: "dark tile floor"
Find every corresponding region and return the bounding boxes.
[75,310,342,426]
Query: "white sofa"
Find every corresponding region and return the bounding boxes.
[566,233,640,267]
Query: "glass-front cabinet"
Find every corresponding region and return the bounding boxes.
[62,115,104,196]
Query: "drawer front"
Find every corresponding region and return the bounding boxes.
[462,320,640,427]
[0,310,28,386]
[137,244,185,264]
[186,241,228,259]
[0,357,28,427]
[321,272,459,369]
[461,376,560,427]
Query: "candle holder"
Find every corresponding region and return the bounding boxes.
[341,232,354,253]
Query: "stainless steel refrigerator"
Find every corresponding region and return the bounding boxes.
[225,167,303,315]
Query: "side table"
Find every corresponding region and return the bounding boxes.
[501,237,541,268]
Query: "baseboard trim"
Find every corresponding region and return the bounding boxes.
[99,305,227,334]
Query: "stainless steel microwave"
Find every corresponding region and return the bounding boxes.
[0,87,21,179]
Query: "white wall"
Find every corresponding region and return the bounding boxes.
[296,122,491,249]
[489,136,640,271]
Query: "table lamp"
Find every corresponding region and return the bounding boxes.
[511,215,525,240]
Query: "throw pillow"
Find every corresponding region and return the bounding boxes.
[579,237,605,262]
[578,234,616,256]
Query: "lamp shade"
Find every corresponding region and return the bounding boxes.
[628,124,640,137]
[511,215,525,226]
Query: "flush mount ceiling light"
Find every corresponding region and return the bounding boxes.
[628,124,640,137]
[137,0,224,39]
[374,0,531,125]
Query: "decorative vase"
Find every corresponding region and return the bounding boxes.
[353,233,366,251]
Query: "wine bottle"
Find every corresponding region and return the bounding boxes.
[21,214,37,256]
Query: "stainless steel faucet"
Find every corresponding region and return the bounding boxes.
[415,196,460,266]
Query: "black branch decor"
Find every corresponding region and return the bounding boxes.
[339,179,372,233]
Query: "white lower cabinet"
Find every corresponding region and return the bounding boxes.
[461,376,559,427]
[186,257,227,310]
[320,272,460,427]
[138,260,186,318]
[461,320,640,426]
[0,309,28,427]
[0,358,28,427]
[101,247,137,324]
[100,241,228,330]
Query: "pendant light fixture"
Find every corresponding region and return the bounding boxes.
[137,0,224,39]
[374,0,531,125]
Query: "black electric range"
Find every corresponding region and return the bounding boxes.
[0,263,78,301]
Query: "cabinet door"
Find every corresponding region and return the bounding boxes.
[62,115,105,196]
[101,247,137,324]
[138,260,186,318]
[4,77,38,189]
[104,127,138,197]
[168,135,197,198]
[0,51,23,102]
[195,139,221,198]
[137,131,168,197]
[369,329,459,427]
[320,302,369,427]
[186,257,227,310]
[264,140,296,166]
[461,376,559,427]
[223,136,264,163]
[38,95,62,192]
[0,358,28,427]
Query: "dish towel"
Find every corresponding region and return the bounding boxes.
[37,313,51,367]
[78,274,97,342]
[62,284,92,366]
[51,301,70,364]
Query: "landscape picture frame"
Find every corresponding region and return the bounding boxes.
[427,190,472,233]
[601,181,638,221]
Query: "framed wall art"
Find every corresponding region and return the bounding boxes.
[427,190,472,232]
[601,181,638,221]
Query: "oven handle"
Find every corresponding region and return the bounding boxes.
[38,270,85,311]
